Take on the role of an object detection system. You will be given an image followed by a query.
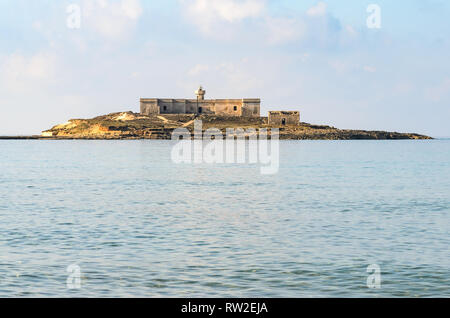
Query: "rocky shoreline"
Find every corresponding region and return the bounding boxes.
[29,112,432,140]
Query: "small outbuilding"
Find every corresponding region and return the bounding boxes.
[268,111,300,126]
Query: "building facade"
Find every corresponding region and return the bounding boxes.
[140,86,260,117]
[268,111,300,126]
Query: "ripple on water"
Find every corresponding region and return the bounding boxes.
[0,140,449,297]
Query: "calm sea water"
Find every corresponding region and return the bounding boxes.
[0,140,449,297]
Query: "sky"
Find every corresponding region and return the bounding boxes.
[0,0,449,136]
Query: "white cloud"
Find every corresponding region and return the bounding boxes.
[181,0,265,34]
[394,82,413,95]
[307,2,327,17]
[0,53,57,92]
[345,25,357,37]
[180,0,350,47]
[188,64,210,76]
[82,0,143,39]
[299,53,311,63]
[185,59,266,94]
[329,59,348,73]
[217,62,263,90]
[186,0,264,22]
[265,17,306,45]
[329,61,376,74]
[363,65,377,73]
[121,0,143,19]
[32,21,43,31]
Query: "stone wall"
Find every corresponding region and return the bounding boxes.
[140,98,260,117]
[242,99,261,118]
[268,111,300,126]
[158,99,187,114]
[140,99,160,115]
[214,99,243,116]
[195,100,216,115]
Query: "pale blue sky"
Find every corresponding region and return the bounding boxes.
[0,0,449,136]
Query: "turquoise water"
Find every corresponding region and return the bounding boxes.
[0,140,449,297]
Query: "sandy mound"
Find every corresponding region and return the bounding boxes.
[112,112,144,121]
[54,120,79,130]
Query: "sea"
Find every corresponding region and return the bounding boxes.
[0,140,448,297]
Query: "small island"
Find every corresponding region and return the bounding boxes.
[2,87,431,140]
[38,87,432,140]
[38,111,431,140]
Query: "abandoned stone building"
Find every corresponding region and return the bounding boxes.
[140,86,261,117]
[268,111,300,126]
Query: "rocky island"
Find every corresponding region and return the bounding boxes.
[39,112,432,140]
[36,88,432,140]
[0,88,430,140]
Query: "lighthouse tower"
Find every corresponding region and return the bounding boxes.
[195,86,206,101]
